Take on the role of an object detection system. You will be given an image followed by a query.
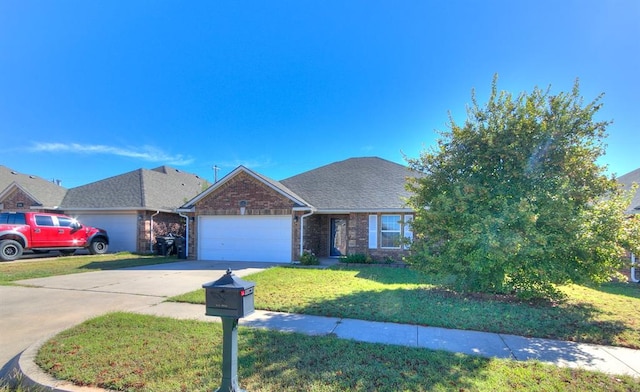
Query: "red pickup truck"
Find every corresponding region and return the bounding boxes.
[0,212,109,261]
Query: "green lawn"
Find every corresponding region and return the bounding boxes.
[34,312,640,392]
[170,266,640,349]
[4,257,639,391]
[0,253,179,285]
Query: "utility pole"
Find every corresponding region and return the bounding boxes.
[213,165,220,183]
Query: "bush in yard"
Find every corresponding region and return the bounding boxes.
[406,76,640,300]
[339,253,373,264]
[299,250,319,265]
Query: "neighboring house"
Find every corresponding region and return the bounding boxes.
[618,167,640,283]
[179,157,419,263]
[618,167,640,215]
[0,165,67,212]
[60,166,208,253]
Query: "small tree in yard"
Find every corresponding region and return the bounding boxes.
[406,77,640,299]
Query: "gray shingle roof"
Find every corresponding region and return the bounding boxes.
[618,167,640,215]
[61,166,207,211]
[0,165,67,208]
[280,157,418,211]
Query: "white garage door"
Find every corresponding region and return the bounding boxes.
[199,215,292,262]
[73,214,137,253]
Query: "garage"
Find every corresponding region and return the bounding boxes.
[73,214,137,253]
[198,215,292,262]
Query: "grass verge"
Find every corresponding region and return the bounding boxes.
[170,266,640,348]
[35,312,640,392]
[0,253,179,285]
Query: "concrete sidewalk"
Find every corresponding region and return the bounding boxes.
[135,303,640,378]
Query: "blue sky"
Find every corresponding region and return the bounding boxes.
[1,1,638,188]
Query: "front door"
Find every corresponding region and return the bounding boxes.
[330,218,347,257]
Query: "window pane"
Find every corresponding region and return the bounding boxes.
[381,215,400,231]
[58,217,73,227]
[381,232,400,248]
[380,215,401,248]
[35,215,54,226]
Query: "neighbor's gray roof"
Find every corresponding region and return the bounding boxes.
[61,166,207,211]
[618,167,640,215]
[280,157,418,211]
[0,165,67,208]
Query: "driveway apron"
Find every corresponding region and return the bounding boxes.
[0,260,273,374]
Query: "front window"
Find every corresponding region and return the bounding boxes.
[380,215,401,248]
[57,216,74,227]
[35,215,54,226]
[368,214,414,250]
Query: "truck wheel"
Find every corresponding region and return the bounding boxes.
[88,239,108,255]
[0,240,24,261]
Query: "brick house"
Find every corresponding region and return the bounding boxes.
[618,167,640,282]
[179,157,419,263]
[59,166,208,253]
[0,165,67,213]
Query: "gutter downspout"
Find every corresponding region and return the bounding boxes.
[150,211,160,253]
[179,211,189,259]
[631,253,639,283]
[299,209,316,257]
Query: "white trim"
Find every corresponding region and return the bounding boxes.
[313,208,414,214]
[368,215,378,249]
[380,214,402,249]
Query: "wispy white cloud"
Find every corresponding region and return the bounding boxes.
[217,157,274,170]
[29,142,194,165]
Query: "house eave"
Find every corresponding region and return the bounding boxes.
[312,208,415,214]
[60,207,175,213]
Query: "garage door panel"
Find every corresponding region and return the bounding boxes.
[199,215,292,262]
[73,214,137,253]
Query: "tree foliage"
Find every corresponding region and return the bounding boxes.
[406,77,639,299]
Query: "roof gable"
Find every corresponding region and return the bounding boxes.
[0,165,67,208]
[182,166,308,209]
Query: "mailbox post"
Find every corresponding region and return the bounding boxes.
[203,269,255,392]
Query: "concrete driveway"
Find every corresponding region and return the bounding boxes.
[0,260,274,377]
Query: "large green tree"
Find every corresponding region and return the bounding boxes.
[406,77,639,299]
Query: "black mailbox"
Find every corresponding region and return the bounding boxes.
[203,268,255,318]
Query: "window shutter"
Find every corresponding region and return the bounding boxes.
[368,215,378,249]
[403,215,413,249]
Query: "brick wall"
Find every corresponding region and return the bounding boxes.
[297,212,412,262]
[186,171,297,259]
[195,171,294,214]
[0,187,42,212]
[138,211,185,254]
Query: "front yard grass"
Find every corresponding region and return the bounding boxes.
[170,266,640,349]
[35,312,640,392]
[0,253,179,285]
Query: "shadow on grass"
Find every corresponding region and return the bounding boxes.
[78,257,182,271]
[294,286,633,348]
[590,281,640,300]
[331,264,442,285]
[240,328,491,391]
